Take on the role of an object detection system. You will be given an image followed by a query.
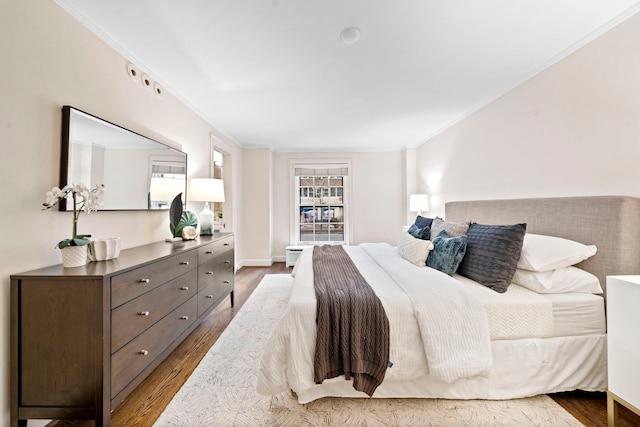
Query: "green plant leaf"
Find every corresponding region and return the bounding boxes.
[174,210,198,238]
[57,239,73,249]
[72,237,91,246]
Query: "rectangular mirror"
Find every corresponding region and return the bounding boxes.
[60,106,187,210]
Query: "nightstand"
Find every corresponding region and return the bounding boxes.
[606,275,640,426]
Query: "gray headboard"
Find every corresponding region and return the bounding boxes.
[445,195,640,294]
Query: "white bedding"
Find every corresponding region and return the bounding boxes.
[359,243,492,382]
[453,274,554,340]
[258,244,493,396]
[455,274,606,337]
[258,243,607,402]
[293,334,607,403]
[545,292,606,337]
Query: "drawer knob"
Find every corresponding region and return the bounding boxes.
[180,261,190,265]
[206,295,213,299]
[223,280,230,284]
[139,350,149,356]
[224,260,231,264]
[205,250,213,254]
[139,311,150,316]
[139,278,150,284]
[206,271,214,275]
[223,243,230,246]
[180,286,189,291]
[180,316,189,320]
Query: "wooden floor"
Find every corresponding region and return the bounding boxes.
[49,263,639,427]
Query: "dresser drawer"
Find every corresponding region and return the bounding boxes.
[198,252,233,290]
[111,269,197,353]
[198,269,233,317]
[110,296,197,399]
[111,249,197,308]
[198,235,234,265]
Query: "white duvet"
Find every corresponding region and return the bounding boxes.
[257,243,499,397]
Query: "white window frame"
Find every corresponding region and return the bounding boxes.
[290,159,352,246]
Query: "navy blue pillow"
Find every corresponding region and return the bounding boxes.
[457,222,527,293]
[414,215,434,229]
[427,230,467,275]
[407,224,431,240]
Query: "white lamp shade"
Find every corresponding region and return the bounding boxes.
[409,194,429,213]
[189,178,225,203]
[149,177,185,202]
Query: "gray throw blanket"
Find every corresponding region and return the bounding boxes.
[312,245,390,396]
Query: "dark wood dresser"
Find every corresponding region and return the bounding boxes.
[10,233,234,427]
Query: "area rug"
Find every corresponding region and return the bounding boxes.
[154,274,581,427]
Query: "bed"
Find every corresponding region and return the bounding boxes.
[257,196,640,403]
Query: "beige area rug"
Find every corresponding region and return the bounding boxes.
[154,274,582,427]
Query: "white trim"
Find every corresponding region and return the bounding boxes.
[209,133,234,233]
[238,258,274,267]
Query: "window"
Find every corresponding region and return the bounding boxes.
[293,162,350,245]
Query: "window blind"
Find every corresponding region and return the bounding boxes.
[294,166,349,176]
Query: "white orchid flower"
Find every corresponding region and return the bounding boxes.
[45,191,57,206]
[43,183,105,247]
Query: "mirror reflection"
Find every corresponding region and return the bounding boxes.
[61,106,187,210]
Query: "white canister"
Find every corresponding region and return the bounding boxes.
[88,238,121,261]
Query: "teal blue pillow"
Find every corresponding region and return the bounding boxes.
[407,224,431,240]
[427,230,467,275]
[414,215,434,229]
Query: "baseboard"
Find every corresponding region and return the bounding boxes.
[236,256,287,269]
[239,259,274,267]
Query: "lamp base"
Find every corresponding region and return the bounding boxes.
[199,205,214,236]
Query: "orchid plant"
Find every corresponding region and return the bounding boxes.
[43,183,105,248]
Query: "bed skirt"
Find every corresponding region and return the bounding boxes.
[295,334,607,403]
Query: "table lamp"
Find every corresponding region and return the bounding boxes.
[189,178,225,235]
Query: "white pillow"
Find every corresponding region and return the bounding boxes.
[517,233,597,272]
[397,232,434,267]
[512,266,603,294]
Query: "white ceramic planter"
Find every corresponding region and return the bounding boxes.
[60,245,88,268]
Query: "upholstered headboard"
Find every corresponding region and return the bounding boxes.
[445,196,640,294]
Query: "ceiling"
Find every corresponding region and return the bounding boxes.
[55,0,640,152]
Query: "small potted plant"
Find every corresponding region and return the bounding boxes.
[214,210,223,231]
[43,183,104,267]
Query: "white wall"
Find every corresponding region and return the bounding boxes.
[271,151,404,261]
[0,1,242,424]
[241,148,273,265]
[416,12,640,218]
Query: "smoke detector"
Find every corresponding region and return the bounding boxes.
[340,27,361,44]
